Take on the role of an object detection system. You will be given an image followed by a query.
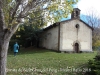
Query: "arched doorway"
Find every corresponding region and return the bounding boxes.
[75,43,79,53]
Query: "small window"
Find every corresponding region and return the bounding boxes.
[75,24,79,28]
[76,11,79,17]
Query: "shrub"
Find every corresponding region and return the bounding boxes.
[86,55,100,75]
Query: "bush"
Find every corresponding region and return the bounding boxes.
[86,55,100,75]
[94,55,100,61]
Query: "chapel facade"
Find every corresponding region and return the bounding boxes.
[39,8,93,53]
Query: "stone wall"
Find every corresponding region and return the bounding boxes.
[39,26,58,50]
[60,19,92,52]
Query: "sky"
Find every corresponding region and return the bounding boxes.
[76,0,100,16]
[61,0,100,21]
[48,0,100,25]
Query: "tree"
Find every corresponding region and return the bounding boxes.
[0,0,78,75]
[10,10,45,48]
[82,8,100,50]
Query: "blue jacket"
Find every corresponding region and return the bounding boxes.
[14,43,19,52]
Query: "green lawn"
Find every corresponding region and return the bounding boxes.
[7,48,97,75]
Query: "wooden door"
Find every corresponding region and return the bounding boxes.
[75,43,79,53]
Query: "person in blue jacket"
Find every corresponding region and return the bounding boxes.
[13,42,19,56]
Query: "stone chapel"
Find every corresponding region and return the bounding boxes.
[39,8,93,53]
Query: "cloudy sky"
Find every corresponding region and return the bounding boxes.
[49,0,100,24]
[61,0,100,21]
[77,0,100,16]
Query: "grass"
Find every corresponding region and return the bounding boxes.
[7,47,97,75]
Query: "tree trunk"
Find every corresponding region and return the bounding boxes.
[0,32,12,75]
[0,1,20,75]
[0,29,19,75]
[0,26,14,73]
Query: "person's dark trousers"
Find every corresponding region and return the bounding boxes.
[14,52,17,56]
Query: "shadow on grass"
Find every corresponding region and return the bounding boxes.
[8,46,59,55]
